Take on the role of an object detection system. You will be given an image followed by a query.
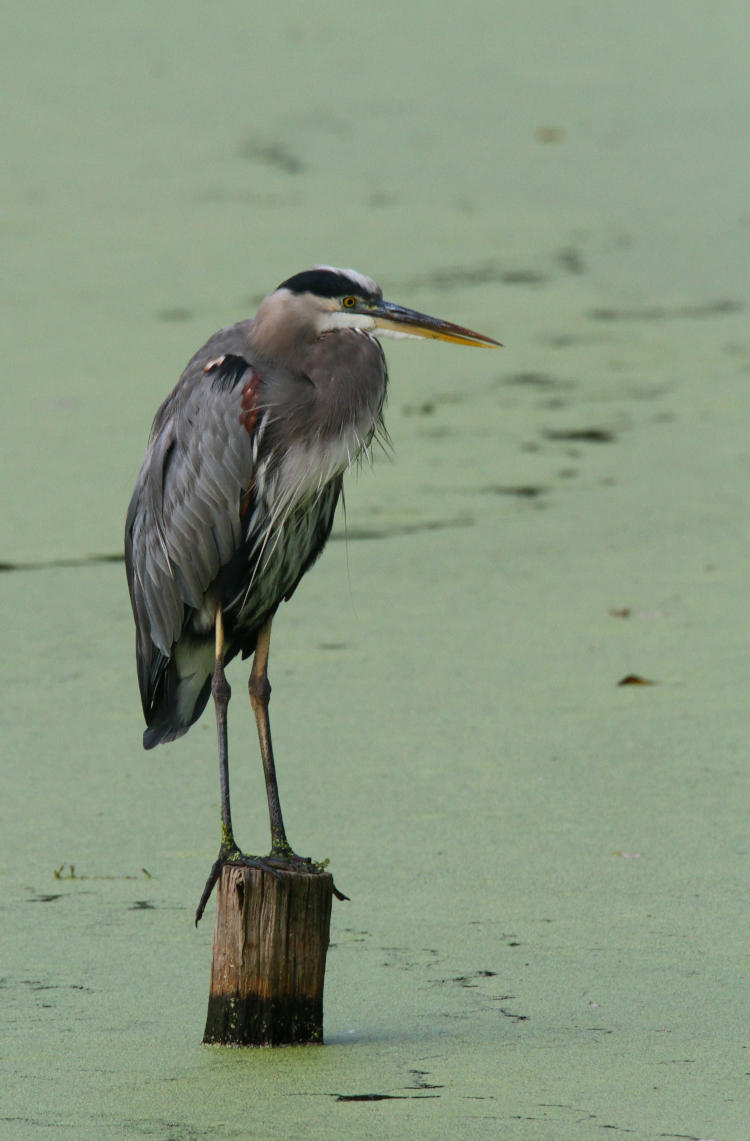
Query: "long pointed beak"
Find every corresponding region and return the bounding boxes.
[371,299,502,348]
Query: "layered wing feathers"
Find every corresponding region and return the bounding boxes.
[125,355,255,706]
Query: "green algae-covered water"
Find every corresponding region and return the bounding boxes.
[2,3,749,1137]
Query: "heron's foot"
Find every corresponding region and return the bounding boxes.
[265,845,316,871]
[266,847,350,901]
[195,843,270,926]
[195,844,350,924]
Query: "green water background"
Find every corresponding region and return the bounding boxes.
[2,2,749,1137]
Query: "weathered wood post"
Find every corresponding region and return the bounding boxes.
[203,863,335,1046]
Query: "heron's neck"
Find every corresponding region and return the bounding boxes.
[259,329,388,502]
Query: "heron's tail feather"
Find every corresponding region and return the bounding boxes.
[143,720,192,750]
[140,637,215,750]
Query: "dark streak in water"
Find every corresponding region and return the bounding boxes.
[544,428,615,444]
[335,1093,409,1102]
[557,247,586,275]
[0,553,125,574]
[331,517,474,541]
[406,1069,445,1090]
[0,518,474,574]
[481,484,548,499]
[590,299,742,322]
[502,371,561,388]
[403,260,548,291]
[240,137,305,174]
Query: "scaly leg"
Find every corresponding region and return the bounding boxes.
[248,619,347,899]
[195,609,264,925]
[248,617,300,859]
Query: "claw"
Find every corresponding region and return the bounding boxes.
[195,856,225,926]
[195,846,269,926]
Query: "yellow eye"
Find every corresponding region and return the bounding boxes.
[342,296,357,309]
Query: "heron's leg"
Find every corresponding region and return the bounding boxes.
[195,609,264,925]
[213,608,235,851]
[248,618,297,858]
[247,620,350,899]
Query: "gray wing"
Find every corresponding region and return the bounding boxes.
[125,353,256,695]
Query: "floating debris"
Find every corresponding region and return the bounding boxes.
[617,674,656,686]
[544,427,615,444]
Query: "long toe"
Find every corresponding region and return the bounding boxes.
[266,850,314,871]
[195,848,283,925]
[195,855,226,926]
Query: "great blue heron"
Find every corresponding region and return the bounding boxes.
[125,266,500,923]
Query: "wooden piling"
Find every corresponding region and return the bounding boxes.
[203,863,334,1046]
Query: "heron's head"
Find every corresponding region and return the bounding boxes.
[252,266,501,362]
